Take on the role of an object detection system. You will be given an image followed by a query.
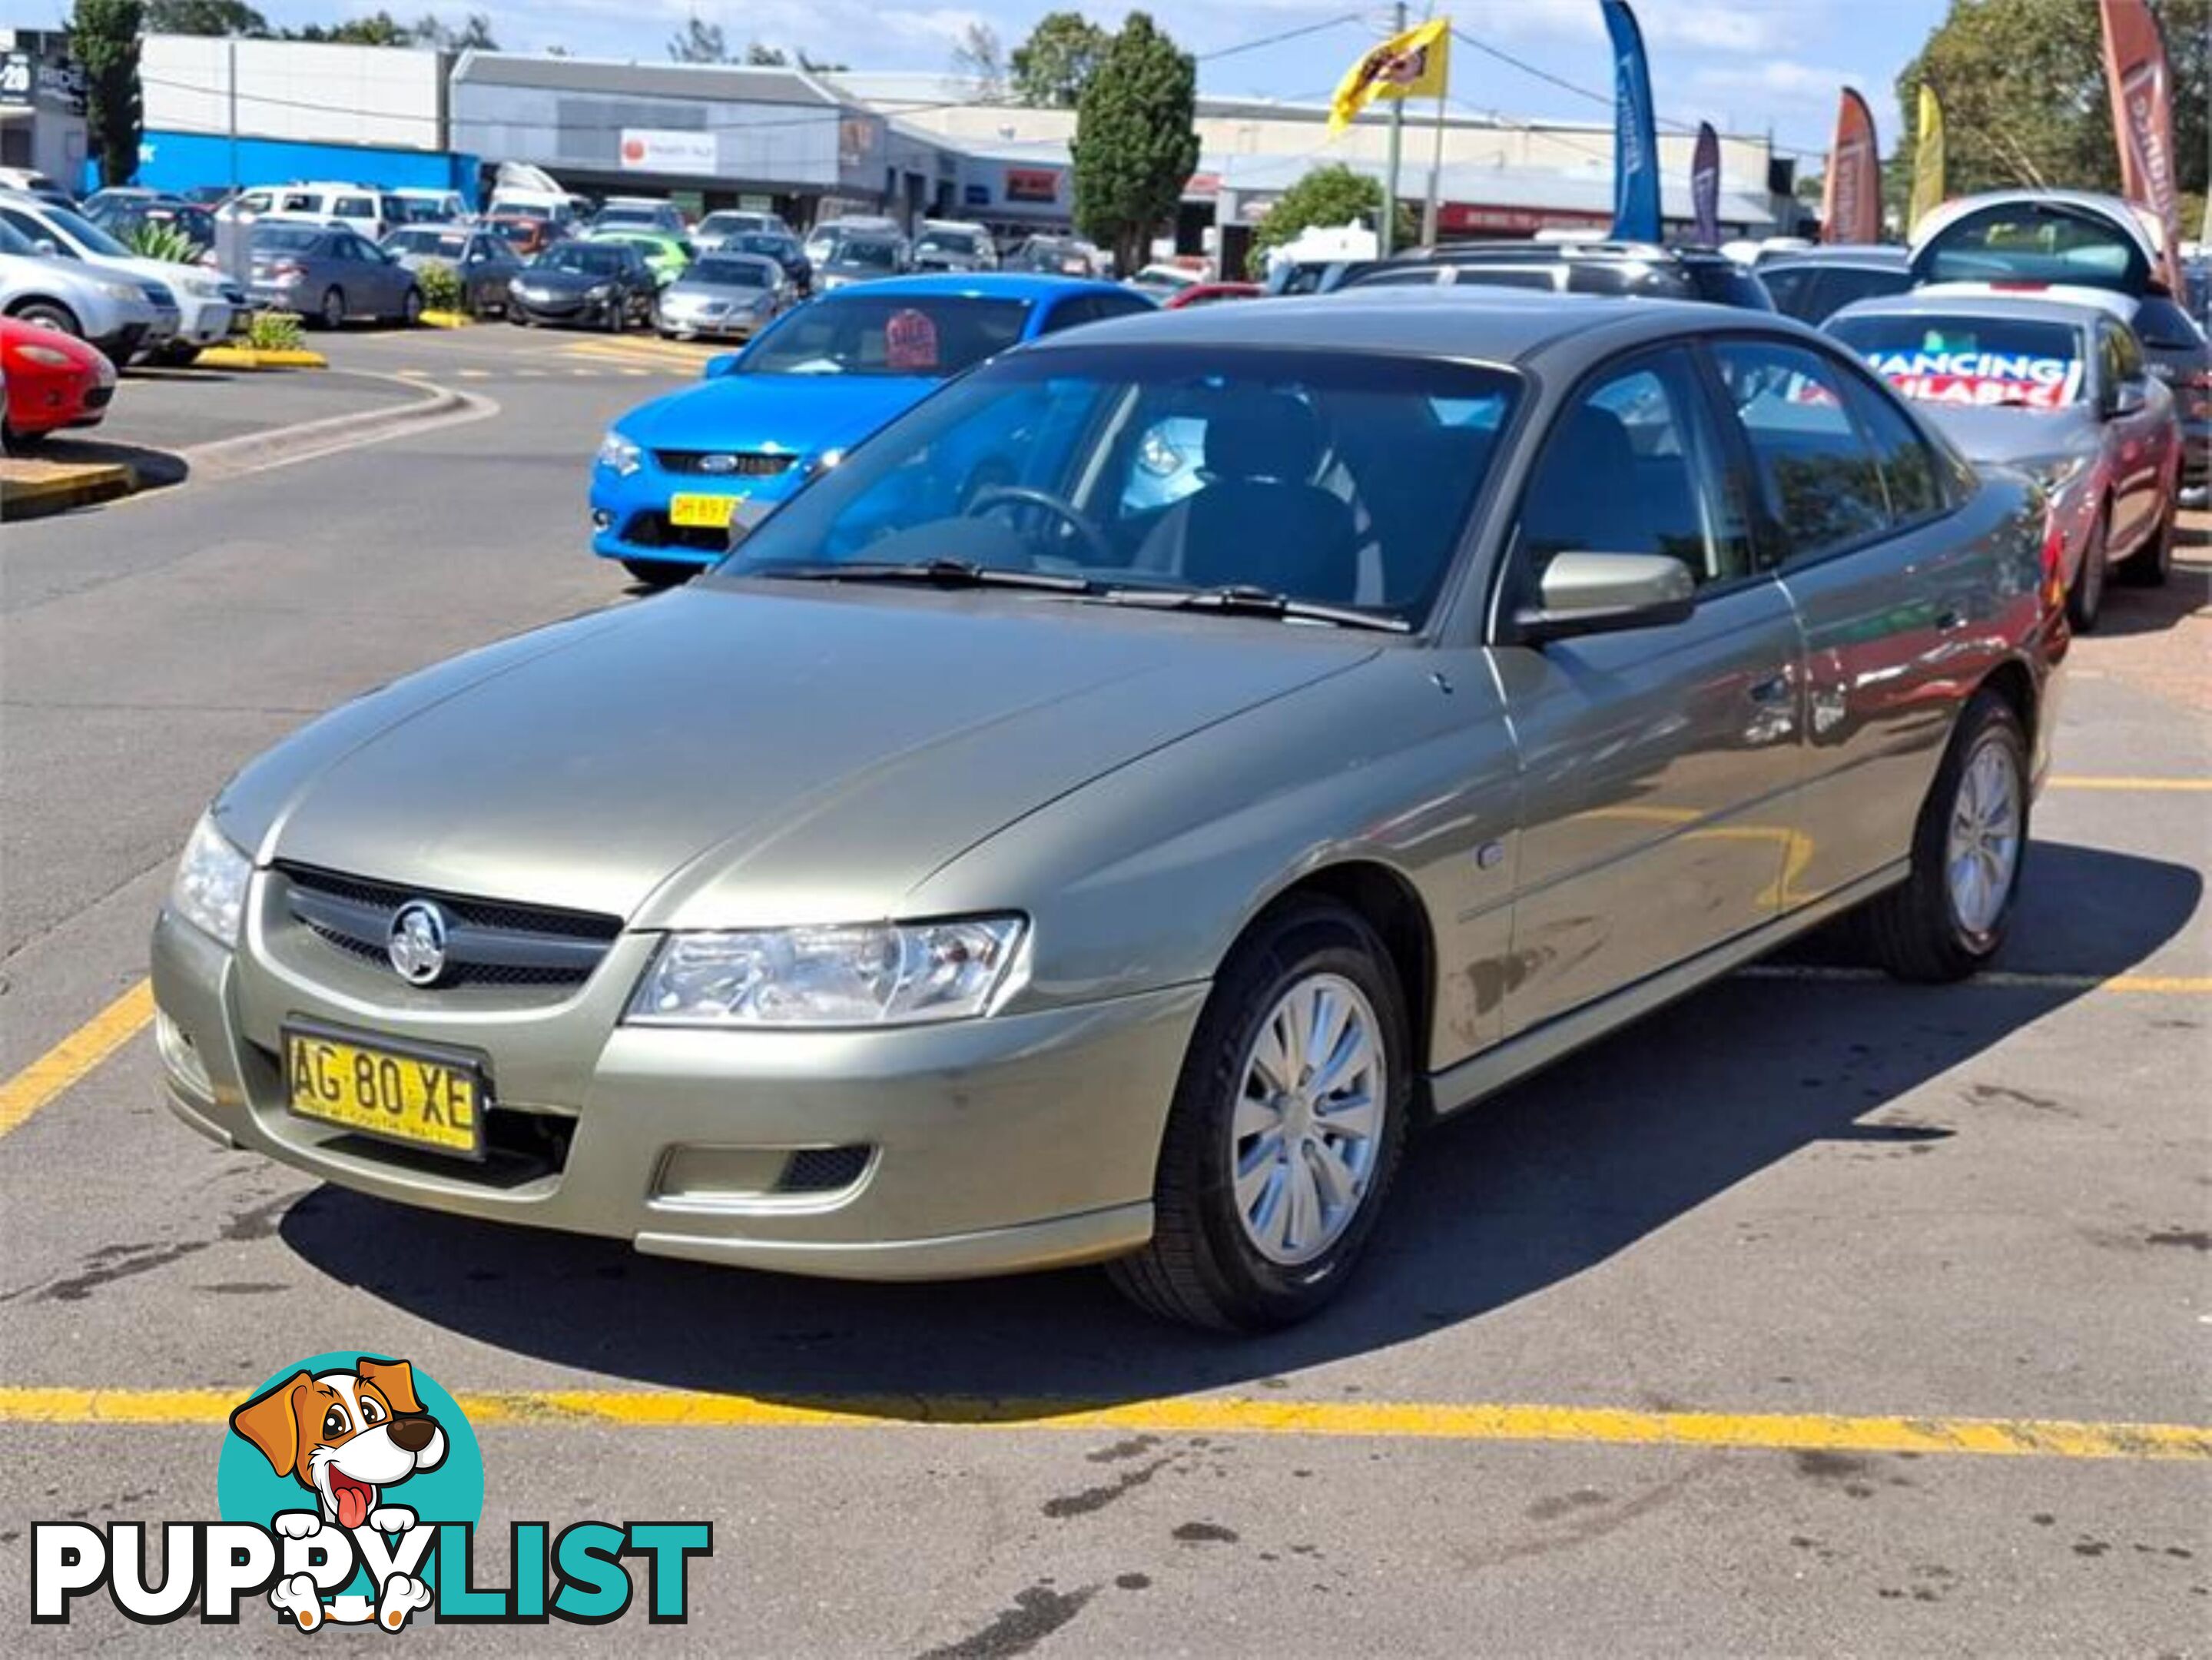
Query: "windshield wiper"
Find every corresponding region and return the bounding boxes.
[742,559,1099,593]
[1093,583,1411,633]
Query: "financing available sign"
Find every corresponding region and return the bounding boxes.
[619,128,717,176]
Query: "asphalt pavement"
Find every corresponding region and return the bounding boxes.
[1,322,2206,1656]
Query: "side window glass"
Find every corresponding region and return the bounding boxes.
[2111,323,2144,381]
[1036,296,1094,335]
[1710,340,1891,563]
[1841,376,1945,523]
[1515,349,1751,595]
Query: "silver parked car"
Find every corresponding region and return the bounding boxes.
[381,224,522,317]
[1828,288,2182,626]
[245,221,423,328]
[151,293,2062,1330]
[655,251,788,341]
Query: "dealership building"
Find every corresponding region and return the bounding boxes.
[121,38,1799,257]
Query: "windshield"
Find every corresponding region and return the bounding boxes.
[389,229,466,256]
[1829,314,2088,410]
[39,205,133,258]
[701,213,765,235]
[711,344,1519,626]
[915,231,981,255]
[535,244,626,276]
[744,294,1027,378]
[0,219,34,256]
[250,226,325,253]
[596,208,662,227]
[690,257,771,288]
[832,239,900,271]
[735,233,793,259]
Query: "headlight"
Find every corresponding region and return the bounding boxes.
[12,343,78,368]
[181,275,224,299]
[507,275,525,290]
[587,283,614,299]
[596,430,642,475]
[169,813,252,945]
[98,278,143,303]
[625,917,1026,1028]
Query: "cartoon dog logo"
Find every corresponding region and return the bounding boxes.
[229,1356,448,1631]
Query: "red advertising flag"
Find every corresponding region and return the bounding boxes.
[2098,0,2184,294]
[1820,88,1882,244]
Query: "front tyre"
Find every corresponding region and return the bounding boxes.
[1860,690,2029,983]
[1107,898,1409,1331]
[2117,493,2174,587]
[619,558,697,589]
[2066,506,2107,632]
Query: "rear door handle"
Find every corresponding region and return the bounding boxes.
[1747,672,1793,706]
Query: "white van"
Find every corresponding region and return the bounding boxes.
[218,183,404,241]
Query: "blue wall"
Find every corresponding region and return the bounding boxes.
[108,131,480,205]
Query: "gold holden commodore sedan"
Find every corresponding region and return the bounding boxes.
[152,292,2064,1330]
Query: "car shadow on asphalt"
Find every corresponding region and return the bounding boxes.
[276,840,2200,1409]
[2088,556,2210,639]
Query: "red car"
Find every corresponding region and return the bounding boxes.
[1162,281,1262,310]
[2,317,115,450]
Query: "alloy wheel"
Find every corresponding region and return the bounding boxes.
[1945,736,2022,941]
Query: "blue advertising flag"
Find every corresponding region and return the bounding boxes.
[1601,0,1662,242]
[1691,121,1721,244]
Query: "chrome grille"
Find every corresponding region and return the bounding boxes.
[278,865,620,988]
[653,450,797,477]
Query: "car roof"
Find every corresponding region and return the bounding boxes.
[1403,239,1734,266]
[1828,290,2120,330]
[1909,188,2164,261]
[1029,286,1779,365]
[815,272,1131,302]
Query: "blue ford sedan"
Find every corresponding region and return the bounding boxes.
[590,273,1156,585]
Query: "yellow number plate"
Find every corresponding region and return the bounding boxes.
[669,493,740,528]
[284,1027,485,1158]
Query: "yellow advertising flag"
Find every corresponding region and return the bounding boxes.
[1328,18,1451,136]
[1909,83,1946,234]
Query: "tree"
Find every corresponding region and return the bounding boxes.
[667,13,728,63]
[410,13,498,50]
[144,0,270,34]
[1894,0,2207,206]
[950,21,1005,100]
[1245,164,1415,276]
[1070,13,1198,275]
[71,0,144,189]
[1010,11,1109,108]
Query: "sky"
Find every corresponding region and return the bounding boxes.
[137,0,1959,168]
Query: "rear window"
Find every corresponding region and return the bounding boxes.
[2129,297,2206,352]
[691,258,771,287]
[251,225,325,253]
[1920,203,2148,292]
[1828,314,2088,410]
[1683,263,1776,310]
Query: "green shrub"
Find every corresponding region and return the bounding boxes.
[122,220,204,264]
[247,310,304,352]
[416,260,464,314]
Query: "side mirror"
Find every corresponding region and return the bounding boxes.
[33,237,59,256]
[1512,551,1696,643]
[2105,380,2149,418]
[705,351,742,380]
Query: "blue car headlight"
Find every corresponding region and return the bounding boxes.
[597,430,642,476]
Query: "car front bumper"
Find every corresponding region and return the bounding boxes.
[511,292,617,326]
[150,905,1199,1280]
[588,463,800,566]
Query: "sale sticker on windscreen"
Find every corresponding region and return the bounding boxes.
[1864,341,2084,410]
[884,307,941,373]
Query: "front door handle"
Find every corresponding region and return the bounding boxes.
[1935,608,1968,632]
[1746,672,1793,706]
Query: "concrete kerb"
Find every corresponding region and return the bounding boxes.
[177,374,496,483]
[0,457,138,520]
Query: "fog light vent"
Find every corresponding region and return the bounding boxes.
[774,1146,872,1194]
[155,1008,214,1099]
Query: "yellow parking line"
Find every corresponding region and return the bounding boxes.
[2045,775,2212,792]
[0,981,154,1139]
[456,369,490,380]
[0,1386,2202,1460]
[1739,965,2211,994]
[564,338,718,367]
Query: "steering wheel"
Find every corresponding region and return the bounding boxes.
[964,485,1116,568]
